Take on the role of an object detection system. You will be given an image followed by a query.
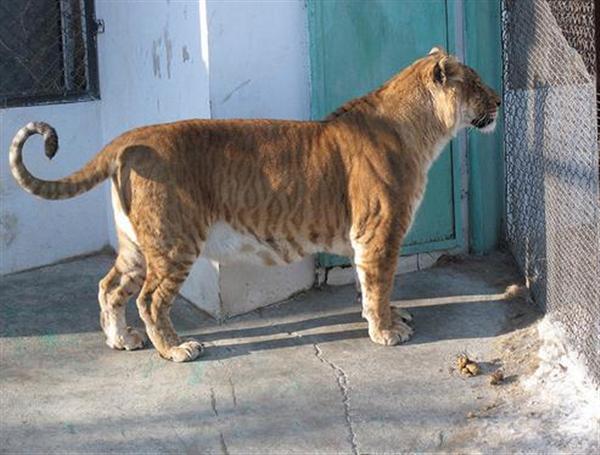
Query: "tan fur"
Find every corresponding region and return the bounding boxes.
[9,49,500,362]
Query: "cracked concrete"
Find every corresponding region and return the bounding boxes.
[1,252,596,453]
[313,343,358,455]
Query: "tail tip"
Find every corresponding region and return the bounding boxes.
[45,139,58,160]
[31,121,58,159]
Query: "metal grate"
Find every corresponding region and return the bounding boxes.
[502,0,600,383]
[0,0,99,108]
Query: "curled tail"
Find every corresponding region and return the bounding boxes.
[9,122,114,199]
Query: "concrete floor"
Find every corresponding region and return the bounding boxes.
[0,252,593,453]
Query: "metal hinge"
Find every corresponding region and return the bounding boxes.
[93,19,105,35]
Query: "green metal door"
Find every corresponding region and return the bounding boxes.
[308,0,463,267]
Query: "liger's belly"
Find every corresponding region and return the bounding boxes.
[201,221,350,266]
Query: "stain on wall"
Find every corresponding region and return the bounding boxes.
[152,28,174,79]
[222,79,251,104]
[0,213,19,247]
[0,178,14,199]
[164,27,173,78]
[182,45,190,62]
[152,38,162,78]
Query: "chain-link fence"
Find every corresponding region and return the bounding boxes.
[502,0,600,383]
[0,0,99,108]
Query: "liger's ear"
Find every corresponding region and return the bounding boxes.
[429,46,446,55]
[433,56,462,85]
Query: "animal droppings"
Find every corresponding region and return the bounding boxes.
[490,370,505,385]
[457,354,481,377]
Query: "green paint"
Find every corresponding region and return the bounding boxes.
[12,338,28,357]
[188,363,205,385]
[141,356,163,379]
[40,333,61,351]
[464,0,504,254]
[308,0,464,268]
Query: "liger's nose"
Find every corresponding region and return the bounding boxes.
[496,99,501,107]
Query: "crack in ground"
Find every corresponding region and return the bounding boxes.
[313,343,359,455]
[228,377,237,407]
[219,431,230,455]
[210,387,218,417]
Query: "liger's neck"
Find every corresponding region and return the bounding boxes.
[375,79,460,165]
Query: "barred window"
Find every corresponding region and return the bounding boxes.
[0,0,100,108]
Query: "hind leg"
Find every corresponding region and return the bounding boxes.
[98,244,147,350]
[136,249,202,362]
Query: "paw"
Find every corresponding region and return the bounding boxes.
[106,327,147,351]
[368,308,414,346]
[166,339,204,362]
[369,323,413,345]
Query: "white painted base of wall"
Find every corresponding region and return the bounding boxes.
[181,256,314,319]
[179,258,222,317]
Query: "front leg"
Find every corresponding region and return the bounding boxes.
[352,222,413,346]
[351,259,362,305]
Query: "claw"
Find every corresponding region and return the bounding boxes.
[392,306,413,322]
[391,319,414,341]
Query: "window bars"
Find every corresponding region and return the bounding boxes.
[0,0,99,108]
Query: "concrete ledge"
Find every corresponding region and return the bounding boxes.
[180,258,221,317]
[181,252,445,319]
[219,258,315,318]
[326,251,444,287]
[181,257,314,320]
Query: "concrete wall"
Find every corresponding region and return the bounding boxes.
[0,102,108,274]
[95,0,211,247]
[207,0,310,120]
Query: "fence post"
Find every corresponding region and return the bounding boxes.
[463,0,504,254]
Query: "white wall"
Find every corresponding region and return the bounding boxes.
[207,0,310,119]
[95,0,212,247]
[0,102,108,274]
